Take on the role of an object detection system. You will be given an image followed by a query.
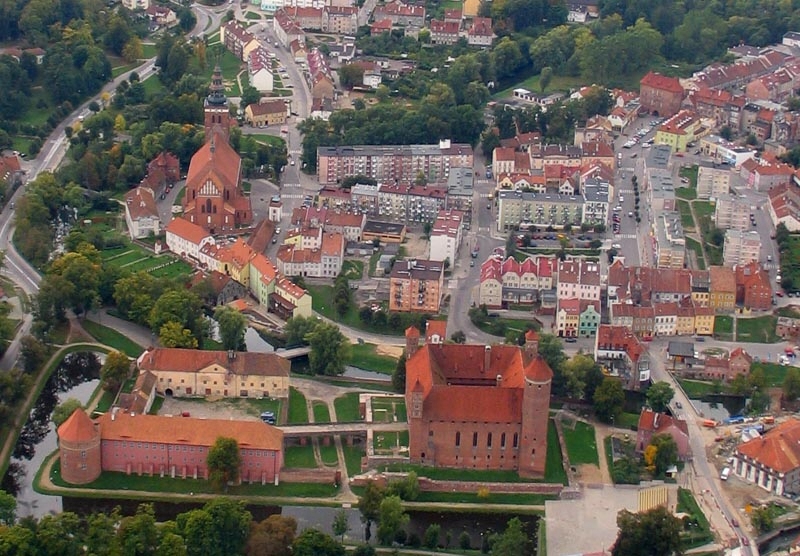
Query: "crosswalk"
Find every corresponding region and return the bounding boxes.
[283,183,301,188]
[280,193,305,199]
[289,149,301,156]
[615,233,637,239]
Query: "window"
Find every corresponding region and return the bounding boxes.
[487,433,492,448]
[513,433,519,448]
[472,432,478,447]
[455,432,461,447]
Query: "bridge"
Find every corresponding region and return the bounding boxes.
[278,422,407,437]
[275,346,311,359]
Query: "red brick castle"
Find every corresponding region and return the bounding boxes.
[405,328,552,478]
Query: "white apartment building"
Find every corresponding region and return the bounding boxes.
[714,193,750,231]
[165,217,215,262]
[428,209,464,263]
[723,229,761,266]
[696,161,732,200]
[556,260,601,301]
[654,212,685,269]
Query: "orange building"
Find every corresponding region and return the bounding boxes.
[183,66,252,233]
[405,329,552,478]
[389,259,444,313]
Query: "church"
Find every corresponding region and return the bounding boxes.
[182,65,252,233]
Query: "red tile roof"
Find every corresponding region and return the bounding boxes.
[425,320,447,343]
[96,411,283,451]
[137,348,290,377]
[165,217,211,245]
[58,409,97,443]
[738,418,800,473]
[186,131,242,195]
[640,71,684,94]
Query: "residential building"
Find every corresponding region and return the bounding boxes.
[714,193,750,231]
[430,20,460,45]
[317,141,473,185]
[723,229,761,266]
[405,328,552,477]
[276,232,344,278]
[636,410,690,460]
[709,266,737,311]
[646,169,677,212]
[740,157,794,191]
[699,135,756,167]
[733,418,800,497]
[137,347,290,399]
[272,276,312,319]
[244,99,287,127]
[184,68,252,232]
[688,87,745,130]
[557,260,601,301]
[496,190,583,232]
[581,174,611,226]
[777,316,800,340]
[639,72,684,117]
[594,324,651,390]
[247,47,274,93]
[378,183,447,224]
[511,89,565,110]
[220,20,259,61]
[322,5,358,34]
[768,177,800,232]
[696,161,732,200]
[654,110,706,152]
[362,220,406,243]
[165,218,215,261]
[428,209,464,263]
[467,17,493,46]
[699,347,753,382]
[390,259,445,312]
[58,409,283,485]
[556,298,580,338]
[273,9,305,48]
[735,261,772,311]
[124,187,160,240]
[745,68,797,103]
[654,212,685,269]
[121,0,149,10]
[373,1,426,26]
[578,300,602,337]
[479,254,556,308]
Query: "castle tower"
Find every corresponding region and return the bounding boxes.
[524,329,539,359]
[57,409,101,484]
[405,326,421,358]
[204,64,231,141]
[407,378,426,462]
[518,355,553,478]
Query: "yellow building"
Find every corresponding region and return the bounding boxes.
[218,238,255,288]
[275,276,312,319]
[709,266,736,311]
[694,307,715,335]
[654,110,706,153]
[137,348,290,399]
[675,306,695,336]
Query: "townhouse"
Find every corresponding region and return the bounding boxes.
[428,209,464,263]
[276,232,345,278]
[478,254,556,308]
[594,324,651,390]
[654,110,707,152]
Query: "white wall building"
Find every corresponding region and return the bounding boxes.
[165,217,215,262]
[428,209,464,263]
[723,229,761,266]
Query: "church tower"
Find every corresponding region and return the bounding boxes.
[204,64,231,141]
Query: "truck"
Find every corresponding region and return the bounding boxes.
[702,419,718,428]
[720,467,730,480]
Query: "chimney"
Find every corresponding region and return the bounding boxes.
[228,349,235,361]
[484,345,491,371]
[496,374,502,387]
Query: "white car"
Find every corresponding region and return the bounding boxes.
[613,206,622,212]
[612,243,622,249]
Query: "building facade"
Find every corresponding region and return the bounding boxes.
[390,259,445,312]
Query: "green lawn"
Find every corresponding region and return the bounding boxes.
[142,75,167,97]
[779,235,800,293]
[381,463,527,483]
[341,260,364,280]
[471,313,539,338]
[112,63,139,78]
[148,395,164,415]
[562,421,599,465]
[368,251,381,276]
[250,134,286,148]
[412,491,554,506]
[546,419,568,484]
[751,362,800,388]
[371,398,406,422]
[284,444,317,468]
[684,237,706,270]
[349,343,397,374]
[615,412,640,430]
[676,187,697,200]
[288,387,309,424]
[677,379,718,398]
[679,165,699,189]
[677,488,714,548]
[206,50,243,96]
[714,315,734,339]
[374,430,409,453]
[676,199,695,230]
[334,392,361,422]
[736,315,779,343]
[141,43,157,59]
[312,401,331,423]
[342,444,364,476]
[93,389,116,415]
[81,320,144,358]
[693,200,715,218]
[244,11,263,19]
[319,442,339,466]
[494,73,585,98]
[46,457,337,498]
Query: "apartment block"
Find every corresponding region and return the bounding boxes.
[696,161,732,199]
[390,259,445,312]
[654,212,685,269]
[496,190,583,232]
[714,193,750,231]
[723,229,761,266]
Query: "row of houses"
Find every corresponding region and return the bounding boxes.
[165,218,312,320]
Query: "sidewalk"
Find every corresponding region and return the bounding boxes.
[86,309,155,349]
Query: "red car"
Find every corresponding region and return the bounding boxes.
[741,537,750,546]
[777,291,785,297]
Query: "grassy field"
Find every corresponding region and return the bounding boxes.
[100,244,192,280]
[494,74,585,98]
[676,199,695,230]
[45,457,337,498]
[751,362,800,388]
[693,201,715,218]
[371,397,406,422]
[374,430,409,453]
[737,315,779,343]
[714,315,734,340]
[312,401,331,423]
[684,237,706,270]
[334,392,361,422]
[381,463,528,483]
[677,488,714,548]
[412,490,553,506]
[471,313,539,338]
[349,343,397,374]
[342,444,364,476]
[288,387,309,424]
[141,43,157,59]
[562,421,599,465]
[142,75,167,97]
[319,442,339,466]
[341,260,364,280]
[250,134,286,148]
[678,379,718,398]
[206,50,244,96]
[779,235,800,293]
[284,444,317,468]
[81,320,144,358]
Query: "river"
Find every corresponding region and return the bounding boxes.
[2,351,102,519]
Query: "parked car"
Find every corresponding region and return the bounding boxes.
[565,338,577,343]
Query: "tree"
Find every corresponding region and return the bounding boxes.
[101,351,131,393]
[284,316,318,346]
[538,333,567,395]
[646,382,675,413]
[0,489,15,526]
[115,504,160,556]
[539,67,553,92]
[148,289,205,344]
[459,531,472,549]
[649,434,678,476]
[561,354,601,399]
[20,335,47,373]
[332,509,349,544]
[490,517,530,556]
[352,545,376,556]
[246,515,297,556]
[451,330,467,344]
[293,529,345,556]
[214,306,247,351]
[207,437,241,492]
[377,495,408,545]
[392,352,406,393]
[593,378,625,423]
[784,368,800,402]
[306,322,351,376]
[611,506,683,556]
[358,481,384,542]
[750,506,774,533]
[194,499,251,556]
[424,524,441,549]
[52,398,84,427]
[159,321,199,349]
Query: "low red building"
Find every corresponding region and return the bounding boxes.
[640,71,684,117]
[58,410,283,485]
[735,262,772,310]
[636,409,690,460]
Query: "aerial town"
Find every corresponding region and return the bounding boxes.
[6,0,800,554]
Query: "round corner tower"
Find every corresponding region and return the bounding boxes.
[57,409,101,484]
[519,355,553,478]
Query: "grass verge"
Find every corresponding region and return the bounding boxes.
[349,343,398,374]
[334,392,361,422]
[312,401,331,423]
[82,320,144,358]
[288,387,309,424]
[562,421,599,465]
[284,444,317,468]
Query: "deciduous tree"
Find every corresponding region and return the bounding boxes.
[489,517,530,556]
[293,529,345,556]
[52,398,84,427]
[611,506,682,556]
[392,352,406,393]
[207,437,241,492]
[376,495,408,545]
[332,509,349,543]
[593,377,625,423]
[306,322,350,376]
[159,321,199,349]
[214,306,247,351]
[784,368,800,401]
[357,481,384,542]
[246,515,297,556]
[646,382,675,413]
[100,350,131,393]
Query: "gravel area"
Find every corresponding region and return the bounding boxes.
[158,397,259,421]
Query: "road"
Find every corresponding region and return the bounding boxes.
[0,3,228,371]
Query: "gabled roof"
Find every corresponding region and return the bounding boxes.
[738,418,800,473]
[137,347,290,377]
[186,131,241,193]
[640,71,684,94]
[165,217,212,245]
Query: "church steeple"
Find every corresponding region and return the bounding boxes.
[204,64,231,141]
